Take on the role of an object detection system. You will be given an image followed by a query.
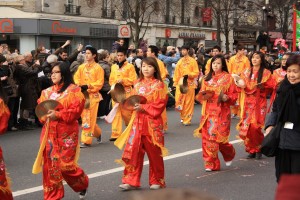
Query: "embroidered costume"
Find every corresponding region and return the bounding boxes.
[109,61,137,139]
[237,68,276,154]
[194,72,237,170]
[173,56,199,125]
[35,84,89,199]
[74,61,104,144]
[0,98,13,200]
[115,78,168,188]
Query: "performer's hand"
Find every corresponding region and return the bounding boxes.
[134,103,142,111]
[257,82,264,90]
[265,126,274,135]
[81,85,88,92]
[47,110,57,120]
[222,94,229,102]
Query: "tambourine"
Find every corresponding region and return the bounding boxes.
[109,83,126,103]
[195,90,215,101]
[179,75,189,94]
[35,100,62,121]
[122,95,147,111]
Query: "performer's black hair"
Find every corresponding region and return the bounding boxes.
[51,61,74,93]
[249,51,266,84]
[205,54,229,81]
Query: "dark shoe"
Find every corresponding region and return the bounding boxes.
[80,143,91,148]
[109,138,117,142]
[79,189,88,199]
[96,135,102,144]
[247,153,256,159]
[255,152,262,160]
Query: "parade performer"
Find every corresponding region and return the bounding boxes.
[204,45,222,75]
[33,62,89,199]
[235,51,276,159]
[115,57,168,190]
[0,82,13,200]
[194,55,237,172]
[109,47,137,141]
[173,45,199,126]
[227,43,251,119]
[273,53,293,86]
[147,45,169,132]
[74,46,104,147]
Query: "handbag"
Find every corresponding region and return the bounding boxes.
[261,122,282,157]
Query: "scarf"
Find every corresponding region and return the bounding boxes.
[117,60,126,68]
[276,77,300,124]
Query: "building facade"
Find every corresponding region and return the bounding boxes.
[0,0,218,53]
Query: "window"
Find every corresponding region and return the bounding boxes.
[195,6,200,17]
[66,0,79,5]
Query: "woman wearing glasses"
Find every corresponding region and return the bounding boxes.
[34,62,89,199]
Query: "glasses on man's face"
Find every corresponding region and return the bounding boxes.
[51,71,61,75]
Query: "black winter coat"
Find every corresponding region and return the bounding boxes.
[265,81,300,150]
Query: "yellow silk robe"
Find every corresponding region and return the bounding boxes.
[109,61,137,139]
[173,56,199,125]
[227,55,251,116]
[157,58,168,131]
[74,61,104,144]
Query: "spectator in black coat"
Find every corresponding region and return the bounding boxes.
[265,54,300,182]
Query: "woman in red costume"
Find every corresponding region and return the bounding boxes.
[115,57,168,191]
[235,51,276,159]
[273,53,293,86]
[194,55,237,172]
[0,82,13,200]
[33,62,89,199]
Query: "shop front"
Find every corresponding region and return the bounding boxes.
[153,26,215,50]
[0,18,118,53]
[233,30,257,51]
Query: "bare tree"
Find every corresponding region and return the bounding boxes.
[209,0,238,53]
[270,0,296,40]
[115,0,160,47]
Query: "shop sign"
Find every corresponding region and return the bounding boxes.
[51,21,77,34]
[165,28,171,38]
[179,32,206,39]
[233,31,256,41]
[118,25,131,38]
[212,32,217,40]
[0,19,13,33]
[202,8,212,22]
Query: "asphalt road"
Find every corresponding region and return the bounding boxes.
[0,105,277,200]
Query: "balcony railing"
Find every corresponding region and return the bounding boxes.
[164,15,176,24]
[64,4,81,15]
[102,8,116,19]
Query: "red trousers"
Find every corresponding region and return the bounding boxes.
[202,138,235,171]
[242,123,264,154]
[122,135,165,188]
[43,151,89,200]
[0,147,13,200]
